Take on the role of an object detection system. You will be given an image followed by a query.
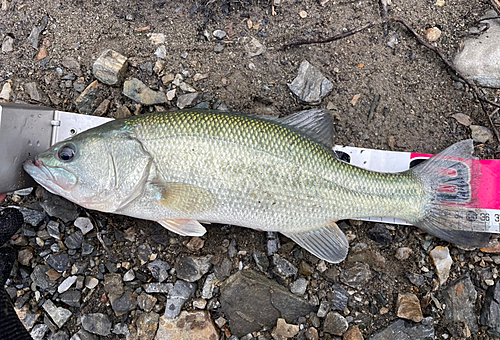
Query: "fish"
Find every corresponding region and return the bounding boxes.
[23,109,490,263]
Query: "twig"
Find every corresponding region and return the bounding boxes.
[368,94,381,121]
[390,17,500,143]
[280,23,373,50]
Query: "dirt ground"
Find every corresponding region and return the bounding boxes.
[1,0,500,339]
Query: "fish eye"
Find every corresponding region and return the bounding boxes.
[58,144,76,162]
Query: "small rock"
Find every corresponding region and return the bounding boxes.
[179,82,196,93]
[186,237,205,252]
[58,276,78,293]
[202,273,219,299]
[137,243,152,265]
[470,125,493,143]
[70,330,98,340]
[75,80,106,115]
[244,37,266,58]
[366,224,392,245]
[92,49,128,86]
[43,300,72,328]
[81,313,112,336]
[111,290,137,314]
[395,247,412,260]
[452,113,472,127]
[112,323,130,336]
[453,16,500,88]
[47,221,61,240]
[290,277,308,296]
[176,92,199,109]
[272,318,300,339]
[193,73,208,81]
[147,260,170,283]
[39,192,79,223]
[406,273,425,287]
[397,293,423,322]
[24,82,42,101]
[331,285,350,311]
[123,269,135,282]
[164,280,197,319]
[340,263,371,288]
[138,292,157,312]
[0,81,12,100]
[344,326,364,340]
[175,255,212,282]
[442,275,478,338]
[369,317,434,340]
[426,27,442,42]
[267,232,280,255]
[324,312,348,336]
[145,282,173,294]
[104,273,124,297]
[480,279,500,337]
[180,51,188,59]
[155,311,218,339]
[18,247,34,266]
[30,324,49,340]
[253,251,270,273]
[45,253,71,273]
[60,290,81,307]
[193,298,207,309]
[62,57,81,72]
[123,78,167,105]
[288,60,333,105]
[74,217,94,235]
[137,312,159,340]
[306,327,319,340]
[317,300,330,318]
[86,277,99,289]
[273,255,298,278]
[149,33,166,45]
[213,29,227,39]
[481,237,500,253]
[30,265,54,290]
[155,45,167,59]
[65,230,83,250]
[430,246,452,285]
[2,36,13,53]
[166,89,176,101]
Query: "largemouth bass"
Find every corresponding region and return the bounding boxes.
[23,109,490,263]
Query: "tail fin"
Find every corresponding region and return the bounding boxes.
[410,140,491,247]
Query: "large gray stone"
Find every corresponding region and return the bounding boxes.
[164,280,197,319]
[288,60,333,105]
[369,317,434,340]
[442,275,478,338]
[123,78,167,105]
[453,16,500,88]
[93,49,128,86]
[480,279,500,337]
[220,270,316,337]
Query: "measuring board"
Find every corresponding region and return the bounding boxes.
[333,145,500,233]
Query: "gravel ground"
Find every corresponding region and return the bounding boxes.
[1,0,500,339]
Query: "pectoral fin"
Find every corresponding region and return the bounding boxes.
[282,221,349,263]
[157,219,207,236]
[151,182,217,216]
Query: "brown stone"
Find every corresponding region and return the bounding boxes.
[343,326,363,340]
[271,318,299,340]
[480,236,500,253]
[396,293,423,323]
[154,311,218,340]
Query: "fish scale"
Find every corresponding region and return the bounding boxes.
[24,109,492,263]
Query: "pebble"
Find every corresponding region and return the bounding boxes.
[220,270,315,337]
[62,57,81,72]
[344,326,364,340]
[369,317,434,340]
[45,253,71,273]
[47,221,61,240]
[65,230,83,250]
[164,280,197,319]
[25,82,42,101]
[331,285,350,311]
[70,329,98,340]
[273,254,298,278]
[397,293,423,322]
[480,279,500,336]
[0,81,12,100]
[175,255,212,282]
[267,232,281,255]
[155,45,167,59]
[74,217,94,235]
[2,36,14,53]
[193,298,207,309]
[81,313,112,336]
[149,33,166,45]
[180,51,188,59]
[58,276,78,293]
[18,247,34,266]
[406,272,425,287]
[193,73,208,81]
[123,269,135,282]
[430,246,452,285]
[176,92,199,109]
[155,311,218,340]
[123,78,167,105]
[395,247,412,260]
[30,324,49,340]
[481,236,500,253]
[43,300,72,328]
[166,89,176,101]
[340,263,371,288]
[112,323,130,336]
[367,224,392,245]
[75,80,106,115]
[452,113,472,127]
[137,292,157,312]
[317,300,330,318]
[148,259,170,283]
[186,237,205,252]
[39,191,79,223]
[28,15,48,49]
[136,312,159,340]
[299,10,308,18]
[213,29,227,39]
[86,277,99,289]
[288,60,333,105]
[470,125,493,143]
[426,27,442,42]
[243,37,266,58]
[290,277,308,296]
[60,290,81,307]
[92,49,128,86]
[111,290,137,314]
[145,282,173,294]
[323,311,348,336]
[104,273,124,298]
[272,318,300,339]
[305,327,319,340]
[202,273,219,299]
[453,14,500,88]
[442,275,478,338]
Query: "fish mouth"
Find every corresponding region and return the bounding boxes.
[23,158,78,194]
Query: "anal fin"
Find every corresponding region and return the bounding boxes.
[282,221,348,264]
[157,219,207,236]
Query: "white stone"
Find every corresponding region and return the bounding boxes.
[430,246,453,285]
[74,217,94,235]
[58,276,77,293]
